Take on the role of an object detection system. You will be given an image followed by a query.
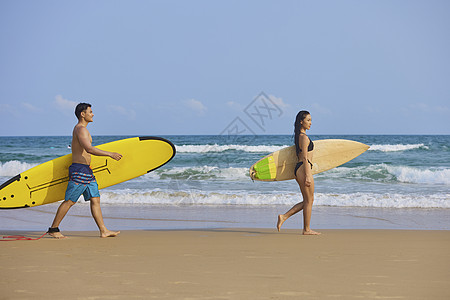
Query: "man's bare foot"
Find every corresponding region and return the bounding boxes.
[277,215,287,232]
[303,229,321,235]
[101,230,120,238]
[48,231,66,239]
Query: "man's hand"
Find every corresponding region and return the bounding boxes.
[110,152,123,161]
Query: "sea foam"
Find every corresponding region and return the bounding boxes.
[369,144,428,152]
[97,189,450,208]
[176,144,288,153]
[145,166,250,181]
[316,164,450,185]
[385,165,450,185]
[0,161,38,177]
[177,143,428,153]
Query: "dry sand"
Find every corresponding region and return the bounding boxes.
[1,229,449,299]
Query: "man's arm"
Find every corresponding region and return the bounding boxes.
[76,127,122,161]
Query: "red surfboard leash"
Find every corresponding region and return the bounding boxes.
[1,232,48,241]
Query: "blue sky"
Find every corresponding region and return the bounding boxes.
[1,0,449,136]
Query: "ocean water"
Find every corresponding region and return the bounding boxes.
[1,135,449,231]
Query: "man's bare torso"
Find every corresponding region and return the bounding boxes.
[71,125,92,165]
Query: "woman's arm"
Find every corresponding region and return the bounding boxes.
[300,135,313,187]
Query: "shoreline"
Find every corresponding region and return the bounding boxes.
[1,203,449,232]
[1,228,449,299]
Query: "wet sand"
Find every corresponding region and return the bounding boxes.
[2,203,450,231]
[1,229,449,299]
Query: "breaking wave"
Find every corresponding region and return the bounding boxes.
[369,144,428,152]
[97,189,450,208]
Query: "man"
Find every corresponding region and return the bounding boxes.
[48,103,122,238]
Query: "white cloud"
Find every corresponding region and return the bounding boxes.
[0,103,13,112]
[55,95,77,113]
[408,103,449,114]
[21,102,43,113]
[0,103,18,117]
[184,99,207,115]
[226,101,243,111]
[108,105,137,120]
[268,95,290,110]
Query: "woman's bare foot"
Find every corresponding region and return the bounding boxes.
[48,231,66,239]
[277,215,287,232]
[101,230,120,238]
[303,229,321,235]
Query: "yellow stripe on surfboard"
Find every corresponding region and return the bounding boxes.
[252,155,277,180]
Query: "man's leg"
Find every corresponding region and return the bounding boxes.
[89,197,120,238]
[49,200,76,238]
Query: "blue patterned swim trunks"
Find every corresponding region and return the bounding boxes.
[65,163,100,202]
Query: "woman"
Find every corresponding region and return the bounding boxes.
[277,110,320,235]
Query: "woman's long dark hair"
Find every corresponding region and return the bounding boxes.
[294,110,310,156]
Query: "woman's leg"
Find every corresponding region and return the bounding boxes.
[277,166,320,235]
[277,168,305,231]
[277,201,304,231]
[298,177,320,235]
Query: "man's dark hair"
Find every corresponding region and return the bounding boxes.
[75,103,91,119]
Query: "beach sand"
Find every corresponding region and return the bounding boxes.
[1,229,449,299]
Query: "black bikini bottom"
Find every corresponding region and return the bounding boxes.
[294,160,313,175]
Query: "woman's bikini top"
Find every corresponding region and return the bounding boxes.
[299,134,314,152]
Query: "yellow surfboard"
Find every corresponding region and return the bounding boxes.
[249,139,369,181]
[0,137,176,209]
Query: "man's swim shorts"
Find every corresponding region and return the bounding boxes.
[65,163,100,202]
